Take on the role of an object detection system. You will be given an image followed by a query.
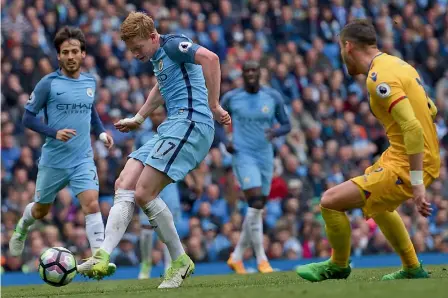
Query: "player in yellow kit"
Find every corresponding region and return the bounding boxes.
[296,19,440,281]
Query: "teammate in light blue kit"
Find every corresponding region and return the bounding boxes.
[78,12,231,288]
[134,106,182,279]
[222,61,291,274]
[9,27,116,277]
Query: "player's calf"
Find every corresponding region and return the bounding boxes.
[9,202,50,256]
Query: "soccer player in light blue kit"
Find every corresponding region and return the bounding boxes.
[8,27,116,276]
[135,106,182,279]
[78,12,231,288]
[222,61,291,274]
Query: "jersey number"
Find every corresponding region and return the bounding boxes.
[90,170,99,185]
[151,140,176,159]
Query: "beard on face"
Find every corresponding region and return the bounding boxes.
[61,60,80,73]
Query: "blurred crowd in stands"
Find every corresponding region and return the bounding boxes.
[1,0,447,272]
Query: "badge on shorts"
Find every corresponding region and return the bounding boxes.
[262,105,269,113]
[244,177,250,184]
[86,87,94,97]
[375,83,391,98]
[158,59,163,71]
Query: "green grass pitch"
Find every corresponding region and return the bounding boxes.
[2,266,448,298]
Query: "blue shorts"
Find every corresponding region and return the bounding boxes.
[232,152,273,196]
[35,162,99,204]
[138,182,182,226]
[129,119,214,182]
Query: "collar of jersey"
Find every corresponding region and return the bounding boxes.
[56,68,83,81]
[368,52,384,71]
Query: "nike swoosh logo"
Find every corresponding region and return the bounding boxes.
[181,264,190,279]
[57,92,66,95]
[94,232,104,235]
[151,156,162,160]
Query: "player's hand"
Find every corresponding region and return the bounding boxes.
[412,184,432,217]
[56,129,76,142]
[99,132,114,149]
[265,128,275,141]
[114,118,141,133]
[211,105,231,125]
[225,143,236,154]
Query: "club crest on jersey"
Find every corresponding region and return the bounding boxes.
[370,72,377,82]
[376,83,391,98]
[86,87,94,97]
[262,105,269,113]
[158,59,163,71]
[179,41,192,53]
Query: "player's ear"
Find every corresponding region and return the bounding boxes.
[81,51,86,59]
[150,33,158,43]
[345,41,354,52]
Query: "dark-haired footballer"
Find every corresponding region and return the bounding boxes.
[296,19,439,282]
[9,26,115,277]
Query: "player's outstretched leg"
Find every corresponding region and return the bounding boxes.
[295,181,363,282]
[134,165,194,289]
[77,159,143,279]
[138,227,154,279]
[9,202,49,256]
[373,211,429,280]
[77,189,117,279]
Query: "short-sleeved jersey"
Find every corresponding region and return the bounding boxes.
[150,34,213,128]
[25,70,96,168]
[222,86,288,154]
[366,53,440,178]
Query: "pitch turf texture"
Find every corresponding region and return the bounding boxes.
[3,266,448,298]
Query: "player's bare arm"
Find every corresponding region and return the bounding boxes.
[389,98,432,217]
[114,83,164,132]
[194,47,231,125]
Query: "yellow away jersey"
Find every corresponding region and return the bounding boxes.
[366,53,440,179]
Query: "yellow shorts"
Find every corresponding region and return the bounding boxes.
[351,161,434,219]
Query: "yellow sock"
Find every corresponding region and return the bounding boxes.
[321,205,351,268]
[373,211,419,269]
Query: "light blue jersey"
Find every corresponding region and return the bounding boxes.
[25,70,96,168]
[133,34,215,182]
[222,86,289,155]
[222,86,290,195]
[151,34,213,128]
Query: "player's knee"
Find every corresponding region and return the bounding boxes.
[247,195,266,210]
[115,173,134,191]
[81,198,100,214]
[321,188,339,210]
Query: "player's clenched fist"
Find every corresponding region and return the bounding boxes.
[99,132,114,149]
[56,129,76,142]
[114,114,145,133]
[211,105,231,125]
